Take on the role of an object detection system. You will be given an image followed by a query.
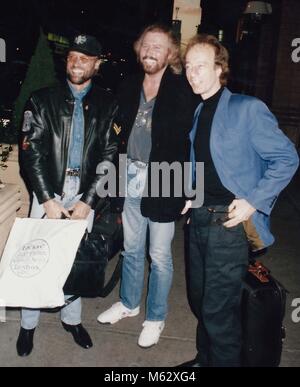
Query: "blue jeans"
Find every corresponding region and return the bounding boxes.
[21,176,94,329]
[120,161,175,321]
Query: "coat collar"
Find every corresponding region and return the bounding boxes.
[121,66,175,137]
[189,87,232,143]
[133,66,175,97]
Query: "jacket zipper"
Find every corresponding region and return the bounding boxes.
[79,101,88,186]
[61,100,75,200]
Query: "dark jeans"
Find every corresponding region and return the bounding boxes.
[188,206,249,367]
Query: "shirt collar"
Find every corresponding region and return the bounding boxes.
[67,80,92,100]
[202,87,224,106]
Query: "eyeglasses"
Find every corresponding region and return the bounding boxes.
[207,208,230,225]
[67,55,98,65]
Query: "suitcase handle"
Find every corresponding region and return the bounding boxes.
[249,261,270,283]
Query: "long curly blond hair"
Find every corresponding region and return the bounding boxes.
[134,24,182,75]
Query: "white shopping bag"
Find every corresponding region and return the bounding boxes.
[0,218,88,309]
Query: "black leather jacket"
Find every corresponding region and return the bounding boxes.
[20,82,119,209]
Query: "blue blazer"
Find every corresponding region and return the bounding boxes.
[190,88,299,249]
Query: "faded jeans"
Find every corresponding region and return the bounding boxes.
[120,161,175,321]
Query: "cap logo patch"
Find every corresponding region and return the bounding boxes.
[75,35,87,45]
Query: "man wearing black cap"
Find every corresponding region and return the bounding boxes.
[18,35,119,357]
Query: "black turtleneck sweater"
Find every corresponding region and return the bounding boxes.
[195,87,235,206]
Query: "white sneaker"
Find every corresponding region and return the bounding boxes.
[97,302,140,325]
[138,321,165,348]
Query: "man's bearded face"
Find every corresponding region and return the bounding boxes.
[139,32,170,75]
[67,51,100,85]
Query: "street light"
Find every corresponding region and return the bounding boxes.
[244,1,272,21]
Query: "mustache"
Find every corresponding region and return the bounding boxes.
[142,56,157,62]
[70,67,84,71]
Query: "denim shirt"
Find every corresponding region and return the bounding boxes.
[67,80,92,169]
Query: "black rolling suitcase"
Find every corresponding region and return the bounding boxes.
[241,259,287,367]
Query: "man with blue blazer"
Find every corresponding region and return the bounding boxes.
[180,34,299,367]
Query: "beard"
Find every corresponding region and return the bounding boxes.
[67,67,97,85]
[141,56,168,75]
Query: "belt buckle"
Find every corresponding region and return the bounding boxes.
[128,159,148,170]
[136,161,147,169]
[66,168,80,177]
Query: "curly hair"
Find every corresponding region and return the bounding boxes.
[184,34,230,86]
[134,24,182,75]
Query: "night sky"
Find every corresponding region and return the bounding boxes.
[0,0,248,108]
[0,0,174,106]
[0,0,175,62]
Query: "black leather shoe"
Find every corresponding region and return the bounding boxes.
[16,328,35,357]
[62,322,93,349]
[177,358,203,367]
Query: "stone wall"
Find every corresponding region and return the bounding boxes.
[0,145,30,218]
[272,0,300,110]
[0,184,22,257]
[272,0,300,147]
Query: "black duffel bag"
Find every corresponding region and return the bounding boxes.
[63,199,123,298]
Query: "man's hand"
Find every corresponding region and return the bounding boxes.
[181,200,193,225]
[223,199,256,228]
[69,201,91,220]
[43,199,71,219]
[181,200,193,215]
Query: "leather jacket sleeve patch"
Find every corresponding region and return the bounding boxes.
[22,111,33,133]
[113,123,121,136]
[22,136,30,151]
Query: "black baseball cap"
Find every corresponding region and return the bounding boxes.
[69,34,102,57]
